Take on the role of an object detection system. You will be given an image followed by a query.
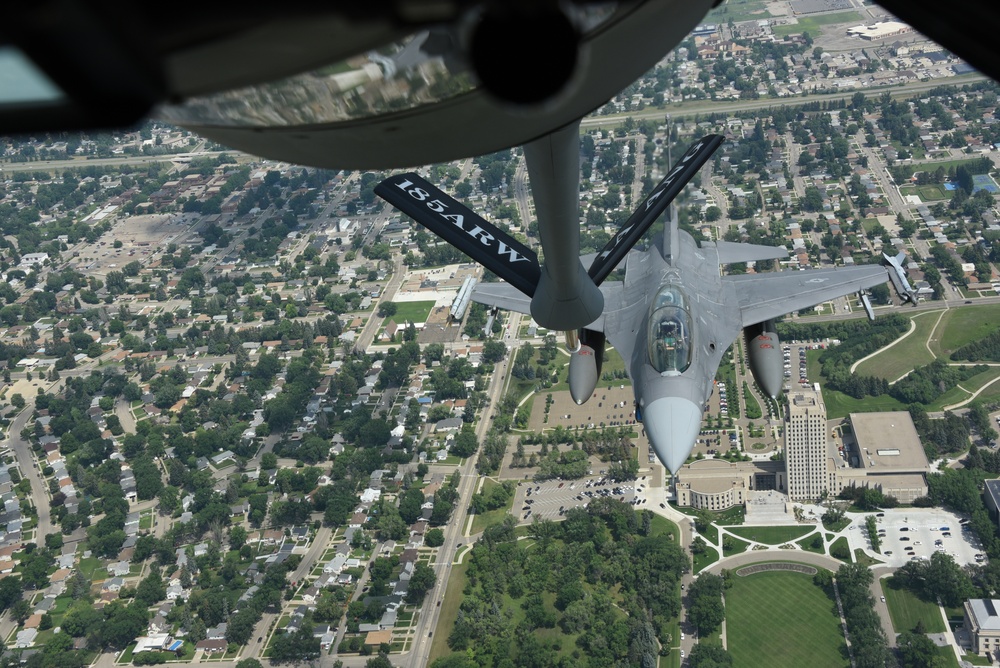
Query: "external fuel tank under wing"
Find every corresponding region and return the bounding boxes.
[377,134,895,475]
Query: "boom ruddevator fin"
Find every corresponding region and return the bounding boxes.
[587,134,724,285]
[375,173,541,296]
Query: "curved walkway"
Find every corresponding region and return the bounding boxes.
[849,317,918,374]
[943,371,1000,410]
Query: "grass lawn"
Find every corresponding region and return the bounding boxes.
[78,556,101,579]
[773,10,862,36]
[916,184,948,201]
[853,548,881,567]
[881,580,945,633]
[470,479,514,534]
[927,367,1000,411]
[693,547,720,573]
[674,503,746,526]
[707,0,772,23]
[916,157,989,178]
[428,559,469,664]
[934,304,1000,358]
[796,534,826,554]
[855,311,940,381]
[699,523,719,545]
[727,570,848,668]
[963,651,992,666]
[648,513,678,539]
[820,387,907,420]
[726,525,813,544]
[385,300,436,325]
[723,535,751,557]
[829,537,850,560]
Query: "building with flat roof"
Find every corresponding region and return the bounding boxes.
[828,412,929,503]
[847,21,912,40]
[674,459,785,510]
[786,388,828,501]
[984,480,1000,528]
[965,599,1000,656]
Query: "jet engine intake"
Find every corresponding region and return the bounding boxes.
[568,328,605,405]
[744,320,782,399]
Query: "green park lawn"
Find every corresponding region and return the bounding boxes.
[933,304,1000,358]
[648,513,679,539]
[385,300,436,325]
[820,387,907,420]
[881,580,945,634]
[726,525,813,544]
[829,537,851,561]
[855,311,939,381]
[773,10,862,36]
[707,0,772,23]
[722,535,751,557]
[796,533,826,554]
[693,547,720,573]
[727,571,848,668]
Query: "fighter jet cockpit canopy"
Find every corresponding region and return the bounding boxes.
[647,285,692,376]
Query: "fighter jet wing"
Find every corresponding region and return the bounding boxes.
[470,283,533,315]
[724,265,888,327]
[470,281,625,334]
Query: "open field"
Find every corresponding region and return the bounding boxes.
[821,387,907,420]
[855,312,940,380]
[934,304,1000,358]
[773,11,863,37]
[726,525,813,544]
[881,580,945,634]
[727,570,848,668]
[900,184,949,201]
[387,300,436,325]
[706,0,772,23]
[913,158,990,177]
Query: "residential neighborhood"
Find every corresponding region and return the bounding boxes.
[1,2,1000,667]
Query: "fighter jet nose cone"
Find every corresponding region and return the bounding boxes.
[643,397,702,475]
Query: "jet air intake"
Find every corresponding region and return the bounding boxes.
[568,329,605,405]
[744,320,783,399]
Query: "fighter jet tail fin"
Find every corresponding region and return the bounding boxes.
[375,173,541,296]
[587,134,724,285]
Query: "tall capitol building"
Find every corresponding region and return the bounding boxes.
[785,387,828,501]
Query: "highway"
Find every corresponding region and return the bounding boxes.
[580,74,988,129]
[401,313,521,668]
[0,150,251,173]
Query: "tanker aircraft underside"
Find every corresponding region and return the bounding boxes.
[377,134,899,474]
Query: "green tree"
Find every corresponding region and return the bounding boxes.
[405,562,437,605]
[425,528,445,547]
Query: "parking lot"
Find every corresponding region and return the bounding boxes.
[847,508,983,567]
[510,475,650,524]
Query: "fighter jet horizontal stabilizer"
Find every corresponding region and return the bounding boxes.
[375,173,541,296]
[587,134,723,285]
